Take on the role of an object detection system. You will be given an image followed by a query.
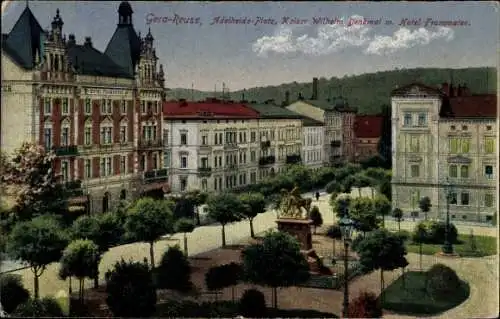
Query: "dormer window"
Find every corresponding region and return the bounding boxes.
[462,125,468,131]
[450,125,456,130]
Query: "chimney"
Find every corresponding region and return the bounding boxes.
[312,77,318,100]
[285,90,290,105]
[83,36,92,47]
[441,82,449,96]
[67,34,76,47]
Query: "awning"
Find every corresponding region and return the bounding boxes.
[142,182,169,193]
[68,196,89,205]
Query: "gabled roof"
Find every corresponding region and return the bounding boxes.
[164,99,260,118]
[391,83,444,97]
[247,103,303,119]
[105,25,141,77]
[68,44,131,78]
[442,95,497,119]
[354,115,383,138]
[301,115,324,127]
[2,6,45,69]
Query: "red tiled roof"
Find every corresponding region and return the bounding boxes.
[163,99,260,118]
[446,95,497,118]
[354,115,383,138]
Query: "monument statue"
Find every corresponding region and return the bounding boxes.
[278,186,312,219]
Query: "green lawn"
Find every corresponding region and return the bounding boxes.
[406,234,497,257]
[382,271,470,315]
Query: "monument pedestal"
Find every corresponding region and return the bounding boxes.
[276,218,329,274]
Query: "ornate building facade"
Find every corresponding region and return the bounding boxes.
[163,99,304,194]
[1,2,168,212]
[391,83,497,223]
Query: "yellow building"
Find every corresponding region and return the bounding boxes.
[391,83,497,223]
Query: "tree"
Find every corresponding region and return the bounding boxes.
[309,206,323,234]
[341,175,356,195]
[205,262,243,302]
[326,224,342,257]
[412,223,427,271]
[0,274,30,314]
[206,193,243,247]
[354,229,408,301]
[105,259,157,317]
[239,192,266,238]
[241,231,310,309]
[418,196,432,220]
[0,142,68,221]
[7,215,68,299]
[353,173,372,197]
[174,218,195,256]
[372,195,391,228]
[392,208,403,232]
[125,198,174,268]
[156,245,192,292]
[58,239,100,302]
[185,190,208,225]
[349,197,380,235]
[377,103,392,168]
[71,212,123,288]
[347,291,383,318]
[331,194,351,219]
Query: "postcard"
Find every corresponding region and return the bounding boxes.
[1,1,498,318]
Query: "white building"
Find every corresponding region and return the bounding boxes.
[391,83,497,223]
[163,99,303,194]
[285,78,357,163]
[301,116,324,170]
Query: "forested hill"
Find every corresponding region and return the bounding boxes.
[168,67,497,115]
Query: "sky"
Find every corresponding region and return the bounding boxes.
[1,1,498,91]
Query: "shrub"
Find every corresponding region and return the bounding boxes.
[12,297,64,317]
[395,230,411,241]
[105,259,157,317]
[347,291,383,318]
[326,224,342,240]
[412,221,458,244]
[156,245,192,292]
[426,264,462,299]
[0,274,30,314]
[239,289,267,317]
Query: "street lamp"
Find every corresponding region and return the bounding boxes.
[338,214,355,318]
[442,178,455,254]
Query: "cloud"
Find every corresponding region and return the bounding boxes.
[253,15,372,57]
[252,15,455,57]
[364,26,454,55]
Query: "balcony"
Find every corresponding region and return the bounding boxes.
[199,144,212,152]
[143,168,168,184]
[259,155,275,166]
[286,154,302,164]
[137,139,164,150]
[330,140,342,148]
[261,141,271,148]
[223,142,238,150]
[64,179,84,197]
[54,145,78,156]
[198,167,212,177]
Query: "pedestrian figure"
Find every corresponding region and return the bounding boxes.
[315,192,320,201]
